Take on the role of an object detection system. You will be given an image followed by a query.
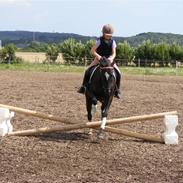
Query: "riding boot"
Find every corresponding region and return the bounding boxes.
[114,70,121,99]
[77,68,90,94]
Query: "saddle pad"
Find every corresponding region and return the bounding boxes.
[89,65,116,83]
[89,65,99,83]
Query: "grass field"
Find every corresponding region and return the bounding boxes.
[0,63,183,76]
[16,52,64,63]
[122,66,183,76]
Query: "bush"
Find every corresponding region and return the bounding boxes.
[45,44,59,64]
[0,44,17,64]
[13,56,24,64]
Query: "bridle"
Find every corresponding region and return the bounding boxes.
[99,60,115,71]
[99,62,115,95]
[100,66,114,71]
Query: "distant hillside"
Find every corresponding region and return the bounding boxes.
[124,32,183,46]
[0,31,183,47]
[0,31,94,47]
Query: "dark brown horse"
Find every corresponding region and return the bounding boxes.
[85,57,116,138]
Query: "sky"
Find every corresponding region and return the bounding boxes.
[0,0,182,37]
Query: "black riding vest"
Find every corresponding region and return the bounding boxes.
[96,37,114,58]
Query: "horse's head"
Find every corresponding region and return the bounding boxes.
[99,57,113,69]
[99,57,115,95]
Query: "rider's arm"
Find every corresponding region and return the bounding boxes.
[91,44,102,61]
[108,47,116,63]
[108,41,116,63]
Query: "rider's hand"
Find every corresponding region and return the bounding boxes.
[97,56,102,61]
[108,57,114,63]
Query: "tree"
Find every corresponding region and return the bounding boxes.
[22,41,48,52]
[0,48,7,62]
[46,44,59,63]
[84,39,95,64]
[169,42,183,61]
[58,38,85,65]
[134,40,155,66]
[154,42,170,66]
[0,44,16,64]
[116,41,134,66]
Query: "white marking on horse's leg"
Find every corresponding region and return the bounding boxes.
[101,117,107,130]
[88,105,97,135]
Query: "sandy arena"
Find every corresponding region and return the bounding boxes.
[0,71,182,183]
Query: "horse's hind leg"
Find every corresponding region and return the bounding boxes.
[86,98,92,121]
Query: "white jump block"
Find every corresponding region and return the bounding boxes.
[163,115,178,144]
[0,108,14,137]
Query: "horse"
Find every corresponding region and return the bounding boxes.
[85,57,116,139]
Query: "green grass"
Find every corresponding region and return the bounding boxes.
[0,63,85,73]
[121,67,183,76]
[0,63,182,76]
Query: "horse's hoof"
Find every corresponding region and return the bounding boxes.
[98,133,104,139]
[88,129,93,135]
[98,129,105,139]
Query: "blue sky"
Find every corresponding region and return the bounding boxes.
[0,0,182,37]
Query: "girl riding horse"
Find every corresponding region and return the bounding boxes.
[77,24,121,99]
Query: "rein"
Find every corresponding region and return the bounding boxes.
[100,66,114,70]
[99,60,115,71]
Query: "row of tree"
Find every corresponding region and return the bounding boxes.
[114,40,182,67]
[23,39,183,66]
[1,39,183,66]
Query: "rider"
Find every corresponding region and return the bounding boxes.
[77,24,121,99]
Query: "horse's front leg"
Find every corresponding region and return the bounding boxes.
[86,96,97,135]
[86,97,92,122]
[98,96,113,139]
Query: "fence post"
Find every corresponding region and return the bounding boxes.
[84,56,87,68]
[138,59,140,67]
[8,56,11,65]
[176,61,179,76]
